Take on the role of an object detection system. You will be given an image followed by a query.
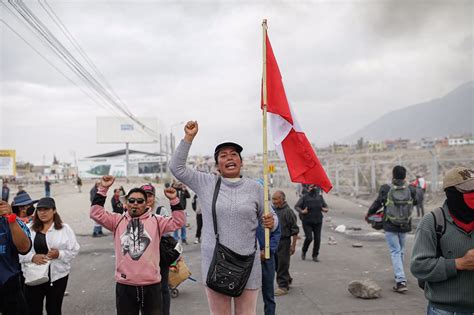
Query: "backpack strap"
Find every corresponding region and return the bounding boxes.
[431,207,446,257]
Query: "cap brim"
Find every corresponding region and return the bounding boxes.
[455,179,474,193]
[13,200,38,207]
[214,142,243,155]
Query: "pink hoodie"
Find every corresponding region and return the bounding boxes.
[90,187,185,286]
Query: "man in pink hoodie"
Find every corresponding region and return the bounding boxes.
[90,176,185,315]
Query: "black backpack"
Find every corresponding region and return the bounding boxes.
[417,207,446,289]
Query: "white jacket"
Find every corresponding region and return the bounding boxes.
[20,223,80,283]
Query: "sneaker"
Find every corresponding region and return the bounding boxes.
[312,256,319,262]
[92,233,99,238]
[194,239,199,244]
[393,282,407,293]
[274,287,288,296]
[301,252,306,261]
[182,240,188,245]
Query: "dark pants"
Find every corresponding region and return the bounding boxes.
[195,213,203,239]
[302,221,322,258]
[261,253,276,315]
[116,282,162,315]
[160,266,170,315]
[0,274,29,315]
[276,238,292,289]
[26,274,69,315]
[416,202,425,217]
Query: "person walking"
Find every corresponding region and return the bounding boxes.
[169,120,277,315]
[2,182,10,202]
[192,194,203,244]
[20,197,80,315]
[76,177,82,193]
[90,176,185,315]
[295,185,328,262]
[0,200,31,315]
[413,175,427,217]
[366,165,417,293]
[90,181,104,237]
[272,191,299,296]
[411,167,474,314]
[172,183,190,244]
[44,177,51,198]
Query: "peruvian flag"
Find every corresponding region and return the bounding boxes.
[262,33,332,193]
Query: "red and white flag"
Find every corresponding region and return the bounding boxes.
[262,33,332,193]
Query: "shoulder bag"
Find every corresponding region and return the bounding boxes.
[206,177,256,297]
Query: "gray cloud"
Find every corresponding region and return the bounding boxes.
[1,0,472,164]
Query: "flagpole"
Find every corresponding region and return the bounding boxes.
[262,19,270,259]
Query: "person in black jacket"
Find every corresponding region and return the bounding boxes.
[273,191,299,296]
[172,183,190,244]
[366,165,417,293]
[295,185,328,262]
[111,188,124,214]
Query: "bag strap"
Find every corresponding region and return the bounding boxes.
[211,177,222,241]
[431,207,446,257]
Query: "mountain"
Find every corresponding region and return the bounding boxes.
[345,81,473,143]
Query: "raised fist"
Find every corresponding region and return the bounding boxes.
[164,187,178,200]
[101,175,115,188]
[184,120,198,142]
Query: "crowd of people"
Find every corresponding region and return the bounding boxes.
[0,120,473,315]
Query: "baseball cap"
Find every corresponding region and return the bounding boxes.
[214,142,243,163]
[140,184,156,195]
[36,197,56,209]
[442,167,474,192]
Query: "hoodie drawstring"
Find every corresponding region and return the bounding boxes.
[135,286,145,309]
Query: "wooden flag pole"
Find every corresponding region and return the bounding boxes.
[262,19,270,259]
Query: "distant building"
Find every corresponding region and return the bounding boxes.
[368,142,386,152]
[78,149,165,178]
[448,137,468,146]
[420,138,435,149]
[385,138,410,150]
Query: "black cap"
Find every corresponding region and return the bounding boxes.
[36,197,56,209]
[214,142,243,163]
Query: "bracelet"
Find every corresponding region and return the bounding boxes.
[7,213,17,223]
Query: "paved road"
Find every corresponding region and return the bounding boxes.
[25,181,429,314]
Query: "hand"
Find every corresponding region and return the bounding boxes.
[364,213,370,223]
[101,176,115,188]
[290,245,296,255]
[164,187,178,200]
[0,201,12,216]
[322,207,329,213]
[262,213,274,230]
[32,254,49,265]
[184,120,198,143]
[47,249,60,260]
[260,250,265,262]
[301,207,308,214]
[456,249,474,271]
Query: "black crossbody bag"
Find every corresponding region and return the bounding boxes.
[206,177,256,297]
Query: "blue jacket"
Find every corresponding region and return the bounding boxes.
[256,222,281,255]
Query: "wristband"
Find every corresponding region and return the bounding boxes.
[170,197,180,206]
[7,213,17,223]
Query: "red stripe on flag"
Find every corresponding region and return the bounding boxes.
[280,130,333,193]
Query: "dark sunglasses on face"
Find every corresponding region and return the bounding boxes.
[127,198,145,204]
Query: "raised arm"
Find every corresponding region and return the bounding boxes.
[158,187,185,234]
[0,201,31,254]
[169,120,212,194]
[90,176,121,231]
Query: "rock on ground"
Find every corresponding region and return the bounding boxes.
[348,279,382,299]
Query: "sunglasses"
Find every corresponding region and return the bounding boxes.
[127,198,145,204]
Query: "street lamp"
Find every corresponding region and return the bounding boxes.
[170,121,185,154]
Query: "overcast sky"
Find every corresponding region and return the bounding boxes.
[1,0,472,165]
